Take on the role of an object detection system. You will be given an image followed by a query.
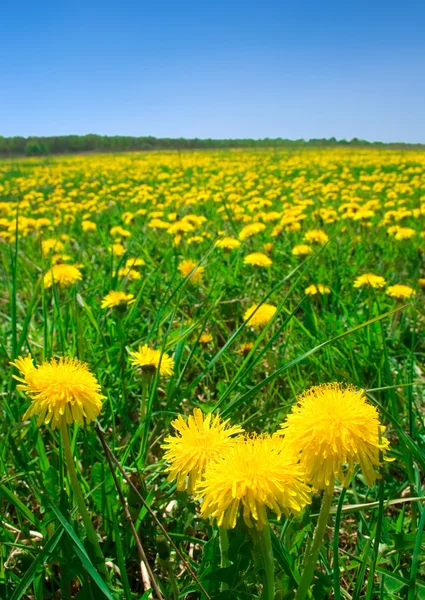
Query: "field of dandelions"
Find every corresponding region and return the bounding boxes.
[1,148,425,599]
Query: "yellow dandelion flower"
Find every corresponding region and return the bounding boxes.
[110,225,131,238]
[44,264,82,288]
[386,284,416,299]
[197,435,311,529]
[243,252,273,267]
[292,244,312,256]
[244,303,277,329]
[279,383,391,491]
[116,267,141,280]
[418,278,425,288]
[215,237,241,251]
[187,235,204,245]
[263,242,273,253]
[130,344,174,377]
[162,408,243,493]
[239,222,266,241]
[51,253,72,264]
[81,220,97,232]
[305,284,331,296]
[199,332,213,344]
[237,342,254,356]
[303,229,329,244]
[101,290,135,309]
[41,238,65,256]
[125,257,146,268]
[178,259,204,283]
[394,227,416,241]
[354,273,386,289]
[11,355,104,430]
[111,243,126,257]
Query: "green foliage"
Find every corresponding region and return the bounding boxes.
[0,148,424,598]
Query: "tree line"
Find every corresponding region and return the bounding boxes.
[0,134,423,157]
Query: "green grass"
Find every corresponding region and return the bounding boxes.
[0,148,425,599]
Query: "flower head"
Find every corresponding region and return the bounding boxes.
[44,264,82,288]
[237,342,254,356]
[279,383,391,491]
[11,355,104,429]
[354,273,386,289]
[116,267,141,280]
[101,290,135,309]
[41,238,65,256]
[386,284,416,299]
[130,344,174,377]
[305,284,331,296]
[197,435,311,529]
[292,244,312,256]
[243,252,272,267]
[125,257,146,268]
[111,243,126,257]
[199,332,213,345]
[162,408,243,493]
[215,237,241,251]
[239,222,266,241]
[178,259,204,283]
[304,229,329,244]
[244,303,277,329]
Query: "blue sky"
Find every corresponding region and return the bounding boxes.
[1,0,424,142]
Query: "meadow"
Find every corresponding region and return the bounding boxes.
[0,147,424,599]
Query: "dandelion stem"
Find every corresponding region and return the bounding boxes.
[259,523,274,600]
[60,421,108,578]
[295,486,334,600]
[219,526,230,568]
[333,486,347,600]
[219,526,230,591]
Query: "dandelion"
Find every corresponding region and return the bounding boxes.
[41,238,65,256]
[197,435,311,529]
[110,225,131,238]
[239,222,266,241]
[11,355,104,429]
[263,242,273,253]
[178,259,204,282]
[187,235,204,245]
[125,257,145,268]
[11,354,108,575]
[215,237,241,251]
[283,383,392,599]
[292,244,312,256]
[51,253,72,264]
[199,332,213,344]
[353,273,386,289]
[116,267,141,280]
[162,408,243,493]
[305,284,331,296]
[244,303,277,329]
[418,278,425,288]
[243,252,272,267]
[130,344,174,377]
[111,243,126,257]
[386,284,416,299]
[101,290,135,309]
[279,383,391,491]
[393,227,415,241]
[303,229,329,244]
[81,220,97,232]
[44,264,82,288]
[237,342,254,355]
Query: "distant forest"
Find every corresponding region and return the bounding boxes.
[0,134,423,157]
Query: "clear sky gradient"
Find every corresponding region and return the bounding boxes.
[1,0,424,142]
